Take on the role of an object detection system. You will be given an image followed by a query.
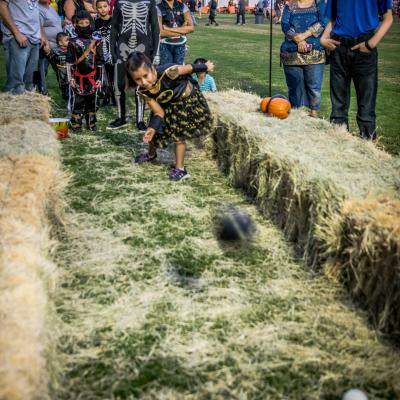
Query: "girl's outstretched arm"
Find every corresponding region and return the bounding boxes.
[143,98,164,143]
[175,60,215,76]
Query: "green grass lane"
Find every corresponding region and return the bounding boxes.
[51,103,400,398]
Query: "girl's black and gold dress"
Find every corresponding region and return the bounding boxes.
[137,64,211,147]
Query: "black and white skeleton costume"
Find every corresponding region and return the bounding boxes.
[109,0,160,127]
[94,17,115,105]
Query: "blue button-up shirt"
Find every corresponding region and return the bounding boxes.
[326,0,393,38]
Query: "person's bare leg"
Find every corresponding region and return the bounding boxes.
[148,142,158,157]
[175,142,186,169]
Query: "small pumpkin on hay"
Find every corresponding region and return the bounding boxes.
[260,94,291,119]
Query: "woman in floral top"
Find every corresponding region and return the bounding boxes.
[280,0,328,117]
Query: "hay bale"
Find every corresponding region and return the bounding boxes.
[320,198,400,337]
[206,90,400,263]
[0,92,50,125]
[0,155,66,400]
[0,120,60,159]
[206,90,400,337]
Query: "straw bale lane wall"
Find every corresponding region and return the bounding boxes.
[0,93,50,125]
[206,90,400,340]
[320,198,400,337]
[0,93,65,400]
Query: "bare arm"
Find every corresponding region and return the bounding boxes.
[163,11,194,34]
[320,20,340,50]
[147,98,165,118]
[175,60,214,75]
[40,25,49,49]
[352,9,393,52]
[0,0,28,46]
[143,98,165,143]
[159,12,194,37]
[83,0,96,14]
[158,15,182,37]
[64,0,76,21]
[159,15,179,37]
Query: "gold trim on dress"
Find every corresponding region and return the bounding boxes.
[280,49,326,66]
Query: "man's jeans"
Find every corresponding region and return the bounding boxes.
[159,43,186,65]
[330,46,378,140]
[38,49,50,94]
[3,38,40,95]
[283,63,325,110]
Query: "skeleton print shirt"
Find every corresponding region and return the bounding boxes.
[94,18,113,64]
[110,0,160,63]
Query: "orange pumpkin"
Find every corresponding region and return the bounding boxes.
[260,95,291,119]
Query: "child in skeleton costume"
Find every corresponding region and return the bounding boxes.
[128,52,212,182]
[94,0,115,106]
[108,0,160,130]
[66,10,105,132]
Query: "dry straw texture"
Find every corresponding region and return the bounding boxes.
[320,197,400,337]
[0,155,66,400]
[54,134,400,399]
[0,120,60,159]
[0,92,50,125]
[205,90,400,337]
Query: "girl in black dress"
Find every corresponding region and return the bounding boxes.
[127,52,213,181]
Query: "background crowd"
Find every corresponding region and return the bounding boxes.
[0,0,395,141]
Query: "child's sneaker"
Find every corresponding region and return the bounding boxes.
[134,152,157,163]
[169,167,190,181]
[107,118,128,130]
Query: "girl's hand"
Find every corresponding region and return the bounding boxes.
[96,80,102,88]
[69,79,76,88]
[143,128,156,143]
[206,60,215,72]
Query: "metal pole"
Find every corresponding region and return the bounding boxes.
[268,0,273,96]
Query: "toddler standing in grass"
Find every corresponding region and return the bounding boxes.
[192,57,217,92]
[46,32,70,101]
[128,52,213,181]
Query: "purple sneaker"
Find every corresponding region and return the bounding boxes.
[134,152,157,163]
[169,167,190,181]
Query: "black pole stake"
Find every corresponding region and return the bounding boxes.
[268,0,273,97]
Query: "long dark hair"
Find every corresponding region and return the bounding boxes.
[127,52,154,88]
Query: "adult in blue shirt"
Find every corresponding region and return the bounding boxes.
[321,0,393,140]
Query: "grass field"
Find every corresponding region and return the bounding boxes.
[1,16,400,399]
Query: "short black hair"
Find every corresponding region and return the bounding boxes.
[96,0,109,7]
[56,32,68,45]
[194,57,207,64]
[127,52,154,87]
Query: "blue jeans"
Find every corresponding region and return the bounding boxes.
[283,63,325,110]
[38,50,50,94]
[3,38,40,94]
[159,43,186,65]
